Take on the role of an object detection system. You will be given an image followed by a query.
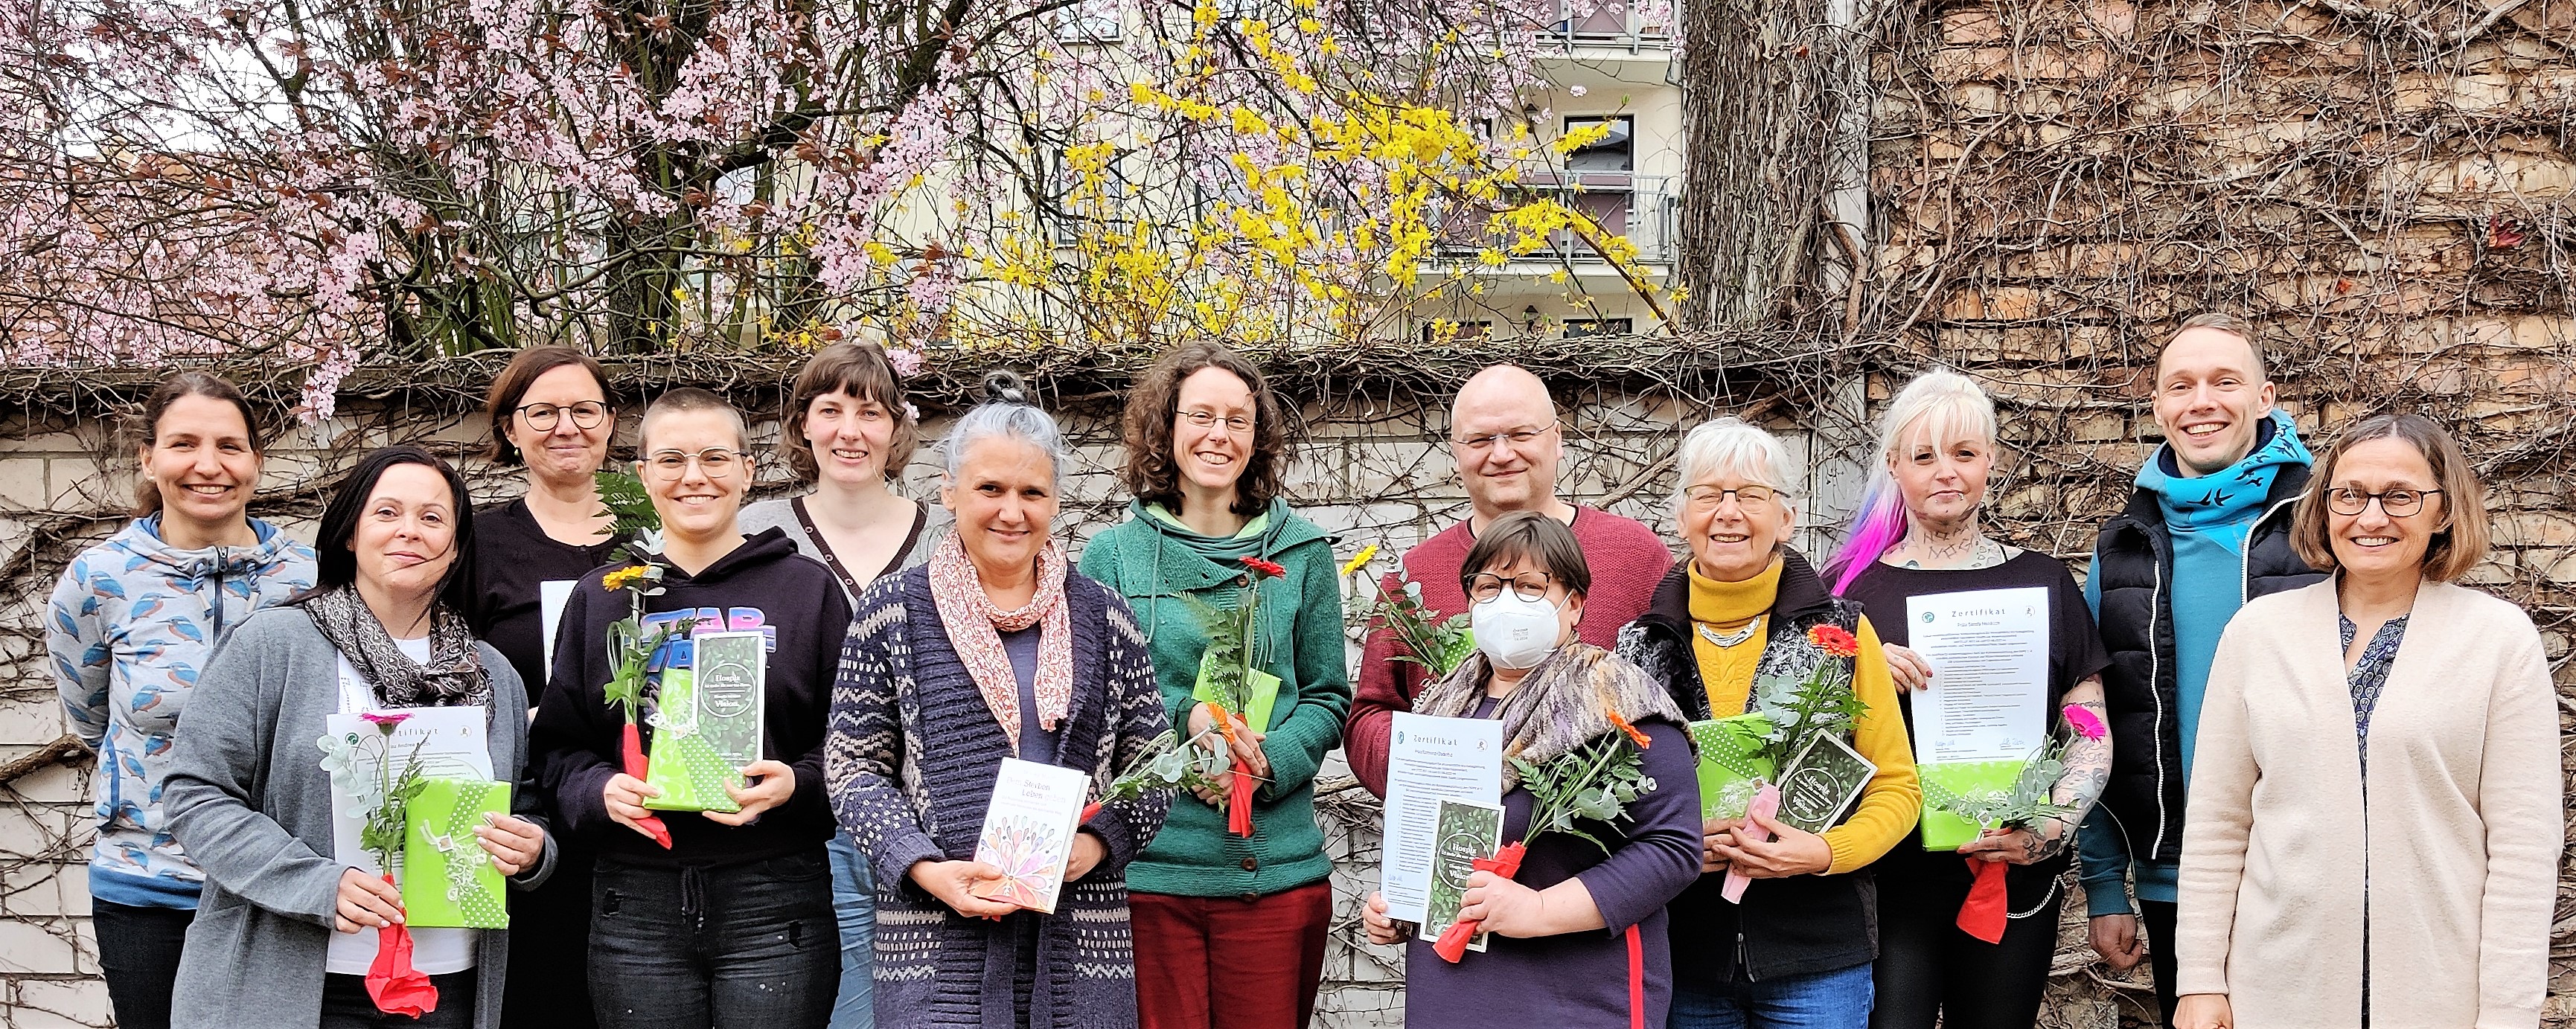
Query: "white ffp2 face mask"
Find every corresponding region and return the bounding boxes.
[1471,591,1563,670]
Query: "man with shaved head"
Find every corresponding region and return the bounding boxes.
[1343,365,1673,797]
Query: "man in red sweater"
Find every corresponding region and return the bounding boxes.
[1344,365,1675,797]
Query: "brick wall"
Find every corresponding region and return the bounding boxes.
[0,379,1860,1028]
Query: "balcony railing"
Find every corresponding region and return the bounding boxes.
[1545,0,1676,51]
[1439,172,1678,266]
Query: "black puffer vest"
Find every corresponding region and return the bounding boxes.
[1616,549,1876,986]
[2090,463,2323,864]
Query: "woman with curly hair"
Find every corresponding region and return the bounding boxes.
[1076,344,1350,1029]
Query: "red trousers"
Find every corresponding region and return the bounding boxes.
[1131,881,1333,1029]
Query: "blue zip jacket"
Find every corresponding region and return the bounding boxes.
[48,516,316,908]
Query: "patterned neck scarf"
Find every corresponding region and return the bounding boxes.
[927,534,1074,753]
[1413,643,1685,792]
[301,583,491,708]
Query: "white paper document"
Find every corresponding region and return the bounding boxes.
[973,757,1090,914]
[324,706,494,876]
[1905,587,2051,763]
[1378,711,1504,924]
[540,580,578,682]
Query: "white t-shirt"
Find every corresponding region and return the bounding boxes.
[325,635,480,977]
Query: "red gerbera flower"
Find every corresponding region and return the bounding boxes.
[1241,557,1287,579]
[1806,624,1861,658]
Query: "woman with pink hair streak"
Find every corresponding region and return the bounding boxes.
[1821,370,2115,1029]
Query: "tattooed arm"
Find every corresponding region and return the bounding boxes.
[1956,676,2112,865]
[2033,677,2112,859]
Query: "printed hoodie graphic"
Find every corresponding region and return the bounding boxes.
[48,516,316,907]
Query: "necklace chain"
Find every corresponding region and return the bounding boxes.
[1696,616,1763,648]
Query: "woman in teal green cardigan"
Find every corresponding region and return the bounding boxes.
[1078,343,1350,1029]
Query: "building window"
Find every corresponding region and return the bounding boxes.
[1564,116,1634,172]
[1423,321,1494,345]
[1565,318,1634,338]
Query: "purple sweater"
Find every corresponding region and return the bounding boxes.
[1404,718,1704,1029]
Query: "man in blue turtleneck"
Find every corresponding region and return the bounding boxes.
[2077,314,2327,1028]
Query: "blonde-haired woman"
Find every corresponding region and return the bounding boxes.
[1820,371,2112,1029]
[2174,412,2559,1029]
[1615,417,1919,1029]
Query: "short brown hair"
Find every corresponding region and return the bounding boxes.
[2158,312,2269,382]
[777,342,920,484]
[638,387,748,454]
[1459,510,1592,598]
[2290,412,2491,583]
[484,347,613,464]
[132,372,267,516]
[1118,344,1289,517]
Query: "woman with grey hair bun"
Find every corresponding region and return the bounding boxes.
[1613,417,1920,1029]
[825,372,1172,1029]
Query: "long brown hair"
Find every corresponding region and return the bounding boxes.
[132,373,266,516]
[1117,344,1289,517]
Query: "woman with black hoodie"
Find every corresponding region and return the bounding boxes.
[531,388,850,1029]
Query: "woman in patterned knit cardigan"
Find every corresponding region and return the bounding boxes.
[828,374,1172,1029]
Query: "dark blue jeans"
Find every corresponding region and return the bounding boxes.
[94,898,193,1029]
[589,850,839,1029]
[1668,962,1876,1029]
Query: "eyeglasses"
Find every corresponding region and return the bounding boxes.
[2325,487,2441,517]
[1466,571,1556,603]
[644,449,748,480]
[1177,409,1255,435]
[1683,484,1783,513]
[516,400,610,432]
[1454,421,1559,452]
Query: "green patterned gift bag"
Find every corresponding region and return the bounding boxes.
[1689,714,1779,821]
[401,778,512,929]
[644,665,747,813]
[645,630,767,813]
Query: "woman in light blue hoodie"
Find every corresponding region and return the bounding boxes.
[46,373,316,1029]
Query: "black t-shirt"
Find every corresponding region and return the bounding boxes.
[1844,549,2112,895]
[464,498,621,705]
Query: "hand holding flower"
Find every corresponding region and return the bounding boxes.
[1708,807,1832,878]
[336,868,406,934]
[602,772,665,837]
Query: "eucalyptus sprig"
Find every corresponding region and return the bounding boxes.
[1510,730,1659,855]
[1095,729,1230,807]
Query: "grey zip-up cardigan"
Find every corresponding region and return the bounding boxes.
[163,606,556,1029]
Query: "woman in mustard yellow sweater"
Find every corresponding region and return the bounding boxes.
[1615,417,1920,1029]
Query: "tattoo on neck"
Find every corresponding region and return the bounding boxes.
[1893,524,2010,571]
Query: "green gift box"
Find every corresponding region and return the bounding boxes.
[401,778,511,929]
[1918,760,2027,850]
[645,631,767,814]
[1191,650,1282,734]
[1688,714,1777,821]
[645,667,746,813]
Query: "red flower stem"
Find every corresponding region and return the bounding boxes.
[1431,842,1527,962]
[619,722,673,850]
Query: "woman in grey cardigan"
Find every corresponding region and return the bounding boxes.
[827,375,1169,1029]
[164,447,555,1029]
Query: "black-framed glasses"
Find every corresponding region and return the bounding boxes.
[1466,571,1555,603]
[1682,484,1783,513]
[2325,487,2441,517]
[644,448,749,480]
[1453,420,1559,452]
[1177,409,1255,435]
[516,400,610,432]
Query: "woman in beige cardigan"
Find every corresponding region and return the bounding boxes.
[2174,413,2562,1029]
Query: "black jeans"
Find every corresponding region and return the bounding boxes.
[589,850,839,1029]
[319,971,478,1028]
[2142,899,2179,1029]
[93,899,193,1029]
[1870,873,2065,1029]
[503,840,598,1029]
